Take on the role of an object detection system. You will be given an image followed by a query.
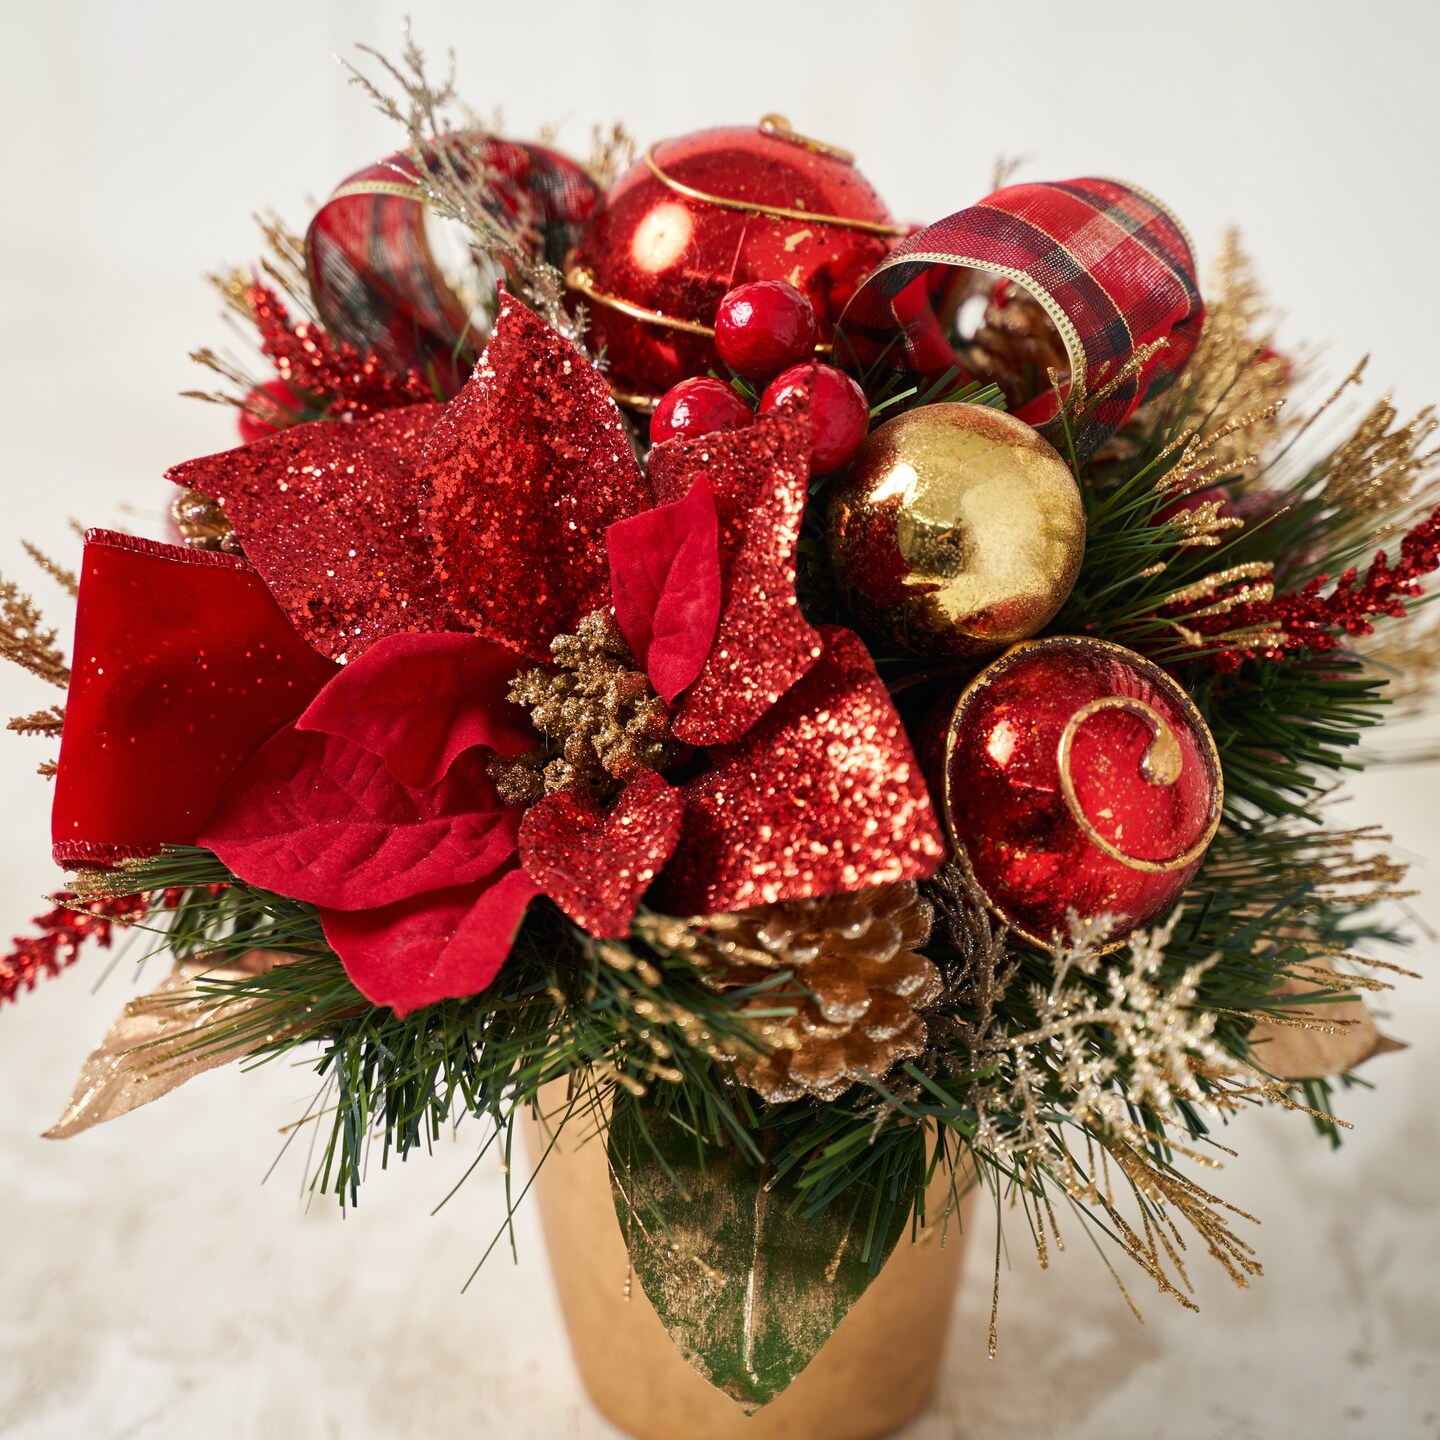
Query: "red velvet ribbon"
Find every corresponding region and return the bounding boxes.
[52,532,338,866]
[833,177,1204,460]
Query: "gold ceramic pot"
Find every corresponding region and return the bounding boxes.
[526,1083,975,1440]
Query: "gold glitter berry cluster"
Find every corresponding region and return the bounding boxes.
[489,609,683,804]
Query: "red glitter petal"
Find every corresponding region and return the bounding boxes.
[519,770,685,937]
[659,626,945,914]
[648,396,823,745]
[52,531,339,867]
[199,725,519,910]
[167,405,449,664]
[420,292,650,661]
[296,631,533,789]
[606,477,722,702]
[320,866,540,1016]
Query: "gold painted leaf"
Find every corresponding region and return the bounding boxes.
[1249,966,1406,1080]
[45,951,291,1139]
[607,1090,923,1410]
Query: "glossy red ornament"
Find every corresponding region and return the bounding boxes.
[760,363,869,474]
[567,118,901,406]
[936,636,1222,948]
[714,280,818,381]
[651,376,755,444]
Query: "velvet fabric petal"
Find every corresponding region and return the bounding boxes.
[166,404,448,663]
[53,531,339,867]
[295,631,533,788]
[198,725,519,910]
[647,397,822,746]
[419,293,650,661]
[320,865,541,1016]
[606,477,722,703]
[519,770,685,938]
[659,627,945,915]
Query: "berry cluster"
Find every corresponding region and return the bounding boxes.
[650,281,869,474]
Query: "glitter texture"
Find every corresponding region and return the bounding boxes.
[648,398,822,745]
[660,627,945,915]
[420,292,650,661]
[520,769,685,937]
[167,405,449,664]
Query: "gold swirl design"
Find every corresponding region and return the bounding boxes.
[642,144,908,238]
[1055,695,1220,875]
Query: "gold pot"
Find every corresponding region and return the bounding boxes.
[525,1084,974,1440]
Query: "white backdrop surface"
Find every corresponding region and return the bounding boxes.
[1,3,1438,1437]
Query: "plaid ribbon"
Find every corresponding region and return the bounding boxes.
[834,177,1204,460]
[305,136,599,397]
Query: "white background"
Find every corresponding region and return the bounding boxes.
[2,3,1438,1437]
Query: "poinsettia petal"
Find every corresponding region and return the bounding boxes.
[419,292,650,661]
[519,770,684,938]
[658,627,945,914]
[166,404,449,663]
[198,725,519,909]
[606,477,722,703]
[53,531,339,867]
[648,395,822,745]
[295,631,533,789]
[320,865,541,1016]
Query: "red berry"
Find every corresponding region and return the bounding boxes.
[650,376,755,444]
[238,379,303,443]
[760,363,869,474]
[713,281,818,381]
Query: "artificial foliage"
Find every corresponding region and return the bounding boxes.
[4,32,1436,1415]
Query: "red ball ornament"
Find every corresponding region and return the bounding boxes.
[760,363,869,474]
[237,380,304,443]
[651,376,755,444]
[714,281,819,381]
[567,116,901,407]
[936,636,1222,949]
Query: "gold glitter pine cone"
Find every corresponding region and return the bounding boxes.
[955,277,1070,410]
[696,882,942,1103]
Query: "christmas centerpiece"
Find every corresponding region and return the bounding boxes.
[5,36,1435,1440]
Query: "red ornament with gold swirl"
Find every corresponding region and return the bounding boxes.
[937,636,1223,948]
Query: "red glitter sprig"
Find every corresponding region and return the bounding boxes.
[1191,504,1440,670]
[245,283,435,420]
[1,892,150,1006]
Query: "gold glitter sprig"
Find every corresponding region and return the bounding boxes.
[0,574,69,688]
[7,705,65,738]
[343,24,583,346]
[20,542,77,599]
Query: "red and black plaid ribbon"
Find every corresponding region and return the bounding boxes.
[306,136,600,397]
[834,177,1204,460]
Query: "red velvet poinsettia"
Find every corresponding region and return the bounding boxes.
[53,294,943,1015]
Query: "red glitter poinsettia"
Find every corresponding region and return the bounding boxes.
[52,293,943,1014]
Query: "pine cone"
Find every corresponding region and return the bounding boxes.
[956,278,1071,411]
[696,883,941,1103]
[488,609,683,804]
[170,488,243,555]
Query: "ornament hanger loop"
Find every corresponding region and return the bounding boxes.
[758,113,855,165]
[1055,695,1219,874]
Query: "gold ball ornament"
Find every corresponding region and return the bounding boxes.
[826,403,1085,658]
